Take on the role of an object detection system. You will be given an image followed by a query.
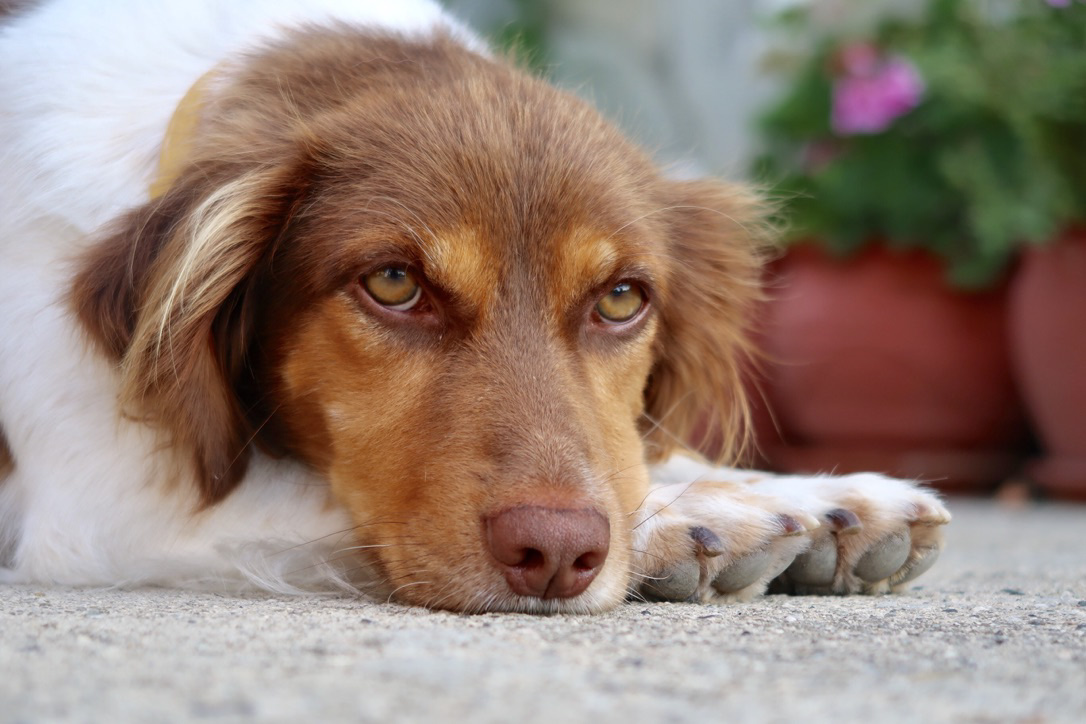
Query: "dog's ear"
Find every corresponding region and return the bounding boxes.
[72,160,309,506]
[642,179,770,465]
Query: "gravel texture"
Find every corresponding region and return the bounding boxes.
[3,498,1085,723]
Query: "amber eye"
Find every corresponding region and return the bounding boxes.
[596,281,645,323]
[362,265,421,310]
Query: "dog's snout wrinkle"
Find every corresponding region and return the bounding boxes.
[486,505,610,599]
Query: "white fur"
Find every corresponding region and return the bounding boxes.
[0,1,948,601]
[0,0,476,589]
[646,453,945,522]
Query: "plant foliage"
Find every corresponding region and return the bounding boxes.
[755,0,1086,287]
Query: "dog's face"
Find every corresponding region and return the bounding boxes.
[73,31,764,612]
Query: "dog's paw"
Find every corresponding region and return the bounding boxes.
[632,458,951,603]
[762,473,951,595]
[629,478,821,603]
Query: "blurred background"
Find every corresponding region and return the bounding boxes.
[444,0,1086,500]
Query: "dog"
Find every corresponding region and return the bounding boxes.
[0,0,949,613]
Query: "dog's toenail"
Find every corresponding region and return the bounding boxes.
[826,508,862,534]
[910,501,952,525]
[689,526,724,557]
[855,529,911,583]
[776,514,805,536]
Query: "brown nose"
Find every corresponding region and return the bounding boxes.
[486,505,610,599]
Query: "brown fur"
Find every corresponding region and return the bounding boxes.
[0,1,36,19]
[70,29,765,609]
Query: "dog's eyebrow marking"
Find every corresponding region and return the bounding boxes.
[549,231,622,311]
[423,229,499,312]
[563,232,619,279]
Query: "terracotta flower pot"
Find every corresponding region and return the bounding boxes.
[1009,229,1086,500]
[755,244,1027,492]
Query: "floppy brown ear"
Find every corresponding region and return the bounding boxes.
[72,161,308,506]
[642,179,771,465]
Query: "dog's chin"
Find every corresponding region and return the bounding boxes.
[361,550,632,614]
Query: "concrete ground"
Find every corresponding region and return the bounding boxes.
[2,498,1084,724]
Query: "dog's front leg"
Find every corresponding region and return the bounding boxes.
[631,455,951,603]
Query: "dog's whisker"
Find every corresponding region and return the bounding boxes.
[385,580,432,604]
[269,524,368,555]
[627,547,672,566]
[329,543,394,555]
[367,195,441,244]
[601,205,688,244]
[279,536,430,578]
[269,519,411,557]
[630,482,698,531]
[599,460,649,486]
[330,541,428,556]
[640,403,696,449]
[626,484,665,520]
[279,555,356,579]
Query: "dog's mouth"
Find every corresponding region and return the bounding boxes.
[345,503,631,614]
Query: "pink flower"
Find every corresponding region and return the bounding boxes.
[831,46,925,136]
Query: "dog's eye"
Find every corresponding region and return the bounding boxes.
[362,266,421,310]
[596,282,645,323]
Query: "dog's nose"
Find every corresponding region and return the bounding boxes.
[486,505,610,599]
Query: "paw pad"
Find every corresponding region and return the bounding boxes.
[854,529,911,583]
[712,549,773,593]
[642,559,701,602]
[890,543,941,586]
[783,535,836,586]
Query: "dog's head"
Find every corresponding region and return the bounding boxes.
[72,30,766,612]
